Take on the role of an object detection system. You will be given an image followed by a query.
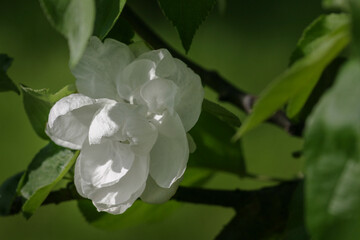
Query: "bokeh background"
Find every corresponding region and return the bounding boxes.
[0,0,322,239]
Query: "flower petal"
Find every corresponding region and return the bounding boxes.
[93,183,146,214]
[149,111,189,188]
[89,154,149,205]
[46,94,102,149]
[88,102,158,154]
[172,59,204,131]
[138,49,177,79]
[78,139,135,188]
[138,49,203,131]
[72,37,135,100]
[141,176,181,204]
[139,78,178,114]
[117,59,156,101]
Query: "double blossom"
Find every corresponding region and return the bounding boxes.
[46,37,204,214]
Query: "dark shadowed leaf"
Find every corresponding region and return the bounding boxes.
[39,0,95,67]
[18,142,78,218]
[235,14,350,139]
[0,54,19,94]
[202,99,241,128]
[189,110,245,176]
[158,0,216,52]
[305,59,360,239]
[0,172,23,216]
[21,84,76,140]
[349,0,360,56]
[93,0,127,39]
[106,17,135,44]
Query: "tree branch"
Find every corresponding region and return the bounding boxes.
[121,6,298,136]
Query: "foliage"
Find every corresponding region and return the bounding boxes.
[1,0,360,239]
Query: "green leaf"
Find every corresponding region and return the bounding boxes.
[322,0,349,11]
[287,14,350,119]
[106,17,135,44]
[0,172,23,216]
[93,0,126,40]
[21,84,76,140]
[349,0,360,56]
[305,59,360,239]
[19,142,78,218]
[189,110,245,176]
[39,0,95,67]
[234,14,350,139]
[0,54,19,94]
[158,0,216,52]
[202,99,241,128]
[77,168,213,230]
[282,182,310,240]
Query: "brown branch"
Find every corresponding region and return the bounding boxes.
[121,6,299,136]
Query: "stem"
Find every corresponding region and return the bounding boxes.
[121,6,298,136]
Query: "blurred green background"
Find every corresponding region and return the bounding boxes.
[0,0,322,239]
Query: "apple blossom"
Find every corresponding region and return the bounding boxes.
[46,37,204,214]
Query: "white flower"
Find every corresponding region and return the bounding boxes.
[46,37,204,214]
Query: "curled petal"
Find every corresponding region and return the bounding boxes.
[88,102,158,154]
[141,176,181,204]
[172,59,204,131]
[72,37,135,100]
[117,59,156,100]
[89,155,149,205]
[138,49,177,78]
[46,94,102,149]
[93,183,146,214]
[78,139,135,188]
[139,78,178,114]
[150,111,189,188]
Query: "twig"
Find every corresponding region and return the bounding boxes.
[121,6,298,136]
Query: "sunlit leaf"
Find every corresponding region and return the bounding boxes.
[19,142,78,218]
[93,0,127,39]
[234,14,350,139]
[287,14,350,118]
[0,54,19,94]
[158,0,216,52]
[322,0,349,11]
[39,0,95,67]
[305,59,360,239]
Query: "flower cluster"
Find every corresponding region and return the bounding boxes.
[46,37,204,214]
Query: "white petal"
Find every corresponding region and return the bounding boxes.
[89,154,149,205]
[138,49,177,78]
[138,49,204,131]
[186,133,197,153]
[46,94,101,149]
[149,111,189,188]
[129,41,151,57]
[72,37,135,100]
[139,78,178,114]
[172,59,204,131]
[88,102,158,154]
[117,59,156,100]
[78,139,135,188]
[141,176,181,204]
[93,183,145,214]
